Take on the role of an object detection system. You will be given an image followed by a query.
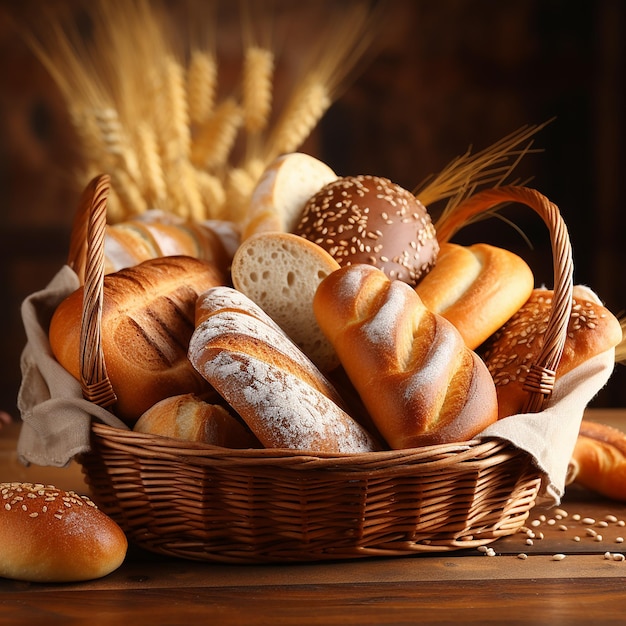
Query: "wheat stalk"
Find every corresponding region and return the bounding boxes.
[242,46,274,134]
[135,122,167,209]
[188,50,218,125]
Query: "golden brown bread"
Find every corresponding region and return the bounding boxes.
[294,175,439,286]
[0,482,127,582]
[134,393,261,448]
[188,286,379,453]
[49,255,226,425]
[480,286,623,419]
[415,242,535,350]
[569,420,626,502]
[313,264,498,449]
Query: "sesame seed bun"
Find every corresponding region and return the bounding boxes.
[294,175,439,286]
[0,482,127,582]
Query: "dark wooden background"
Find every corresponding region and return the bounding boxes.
[1,0,625,420]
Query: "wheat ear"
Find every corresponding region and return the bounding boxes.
[243,46,274,134]
[188,49,218,125]
[195,170,226,219]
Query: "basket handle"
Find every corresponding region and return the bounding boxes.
[435,185,574,414]
[73,174,118,409]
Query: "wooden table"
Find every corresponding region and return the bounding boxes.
[2,409,626,625]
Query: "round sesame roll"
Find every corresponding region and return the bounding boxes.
[480,286,623,419]
[294,175,439,286]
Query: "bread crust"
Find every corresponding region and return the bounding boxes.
[314,264,498,449]
[0,482,127,582]
[415,242,534,349]
[49,256,226,424]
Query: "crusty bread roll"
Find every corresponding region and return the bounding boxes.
[134,393,261,448]
[242,152,337,240]
[188,286,379,453]
[104,213,239,276]
[231,232,341,372]
[569,420,626,502]
[294,175,439,286]
[0,482,127,582]
[481,286,623,419]
[415,242,535,349]
[49,256,226,425]
[313,264,498,449]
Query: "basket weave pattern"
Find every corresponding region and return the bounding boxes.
[72,176,572,563]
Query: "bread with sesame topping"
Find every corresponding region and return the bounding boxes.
[294,174,439,286]
[188,286,379,453]
[414,242,535,350]
[313,264,498,449]
[231,232,341,372]
[480,286,623,419]
[0,482,127,582]
[569,420,626,501]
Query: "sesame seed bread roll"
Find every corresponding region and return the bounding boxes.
[569,420,626,502]
[188,286,379,453]
[0,482,127,582]
[231,232,341,372]
[49,256,226,425]
[415,242,535,350]
[134,393,261,448]
[294,175,439,286]
[480,286,623,419]
[242,152,337,240]
[313,264,498,449]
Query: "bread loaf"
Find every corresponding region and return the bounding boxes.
[49,255,226,425]
[134,393,261,448]
[415,242,534,349]
[242,152,337,240]
[188,286,379,453]
[231,232,341,371]
[294,175,439,286]
[481,286,623,418]
[569,420,626,502]
[313,264,498,449]
[0,482,127,582]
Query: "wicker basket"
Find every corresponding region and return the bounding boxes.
[71,175,573,563]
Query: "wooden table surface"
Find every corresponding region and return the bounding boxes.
[2,408,626,625]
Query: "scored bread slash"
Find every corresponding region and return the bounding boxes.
[242,152,337,240]
[231,232,341,372]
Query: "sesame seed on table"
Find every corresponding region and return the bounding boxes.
[2,409,626,625]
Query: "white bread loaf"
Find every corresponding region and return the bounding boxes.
[480,286,623,419]
[414,242,535,349]
[231,232,341,372]
[242,152,337,241]
[188,286,379,453]
[134,393,260,448]
[0,482,127,582]
[49,256,226,425]
[314,264,498,449]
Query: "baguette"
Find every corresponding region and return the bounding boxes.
[314,264,498,449]
[188,286,379,453]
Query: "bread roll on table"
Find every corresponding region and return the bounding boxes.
[314,264,498,449]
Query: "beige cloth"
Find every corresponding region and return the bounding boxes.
[16,267,616,505]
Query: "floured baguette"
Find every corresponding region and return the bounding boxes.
[569,420,626,502]
[415,242,534,349]
[481,286,623,419]
[314,264,498,449]
[242,152,337,240]
[231,232,341,372]
[188,286,379,453]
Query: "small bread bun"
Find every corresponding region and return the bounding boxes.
[294,174,439,286]
[481,286,623,418]
[242,152,337,240]
[231,232,341,372]
[0,482,127,582]
[134,393,261,448]
[569,420,626,502]
[415,242,535,349]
